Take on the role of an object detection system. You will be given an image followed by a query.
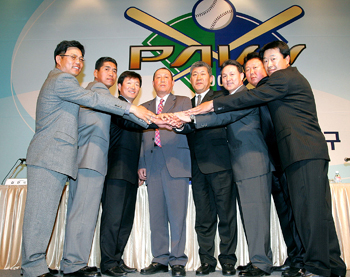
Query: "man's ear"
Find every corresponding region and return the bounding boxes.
[55,55,61,67]
[93,69,98,79]
[210,75,214,85]
[285,55,291,66]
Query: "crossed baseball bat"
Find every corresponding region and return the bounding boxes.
[125,5,303,81]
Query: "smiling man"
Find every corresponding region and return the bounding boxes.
[99,71,145,277]
[21,40,154,277]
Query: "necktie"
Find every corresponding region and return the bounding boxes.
[196,94,202,106]
[154,99,164,147]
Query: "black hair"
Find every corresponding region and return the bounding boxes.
[221,59,244,73]
[54,40,85,65]
[243,52,261,69]
[259,41,290,59]
[117,71,142,88]
[153,67,173,81]
[95,57,117,71]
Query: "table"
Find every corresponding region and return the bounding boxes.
[0,183,348,270]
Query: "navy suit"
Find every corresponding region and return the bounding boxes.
[100,96,143,272]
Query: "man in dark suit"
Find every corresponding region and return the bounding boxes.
[176,61,237,276]
[99,71,144,277]
[170,60,274,276]
[242,52,305,277]
[138,68,191,277]
[61,57,120,277]
[187,41,346,277]
[21,40,155,277]
[192,60,274,277]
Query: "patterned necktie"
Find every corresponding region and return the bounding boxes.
[196,94,202,106]
[154,99,164,147]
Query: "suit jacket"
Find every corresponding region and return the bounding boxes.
[177,90,231,174]
[26,68,147,179]
[139,93,192,178]
[213,67,329,171]
[196,85,272,182]
[75,81,112,176]
[105,96,143,185]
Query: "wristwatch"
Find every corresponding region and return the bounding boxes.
[190,114,196,123]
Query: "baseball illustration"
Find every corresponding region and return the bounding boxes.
[193,0,234,30]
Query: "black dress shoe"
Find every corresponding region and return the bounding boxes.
[140,263,168,275]
[49,269,60,275]
[120,263,137,273]
[64,266,101,277]
[239,266,269,277]
[282,267,302,277]
[331,274,345,277]
[172,265,186,276]
[301,270,325,277]
[274,265,290,272]
[196,263,216,275]
[237,263,252,271]
[222,264,236,276]
[102,266,127,276]
[38,273,56,277]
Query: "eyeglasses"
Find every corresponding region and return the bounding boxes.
[60,54,85,62]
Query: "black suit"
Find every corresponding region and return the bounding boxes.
[257,77,304,269]
[213,67,346,277]
[178,89,237,267]
[99,96,143,272]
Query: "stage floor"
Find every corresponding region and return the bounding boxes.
[1,269,350,277]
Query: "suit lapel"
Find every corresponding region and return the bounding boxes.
[162,93,175,113]
[202,89,214,102]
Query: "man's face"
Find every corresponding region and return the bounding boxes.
[263,48,290,76]
[190,66,213,94]
[153,69,174,97]
[118,77,141,103]
[94,61,117,89]
[245,58,268,87]
[221,65,244,93]
[55,47,84,77]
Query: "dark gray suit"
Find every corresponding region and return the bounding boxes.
[177,90,237,268]
[195,86,274,273]
[22,68,147,277]
[139,93,191,267]
[212,67,346,277]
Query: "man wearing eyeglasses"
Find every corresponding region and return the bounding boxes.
[21,40,155,277]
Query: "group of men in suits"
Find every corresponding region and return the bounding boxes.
[22,38,346,277]
[167,41,346,277]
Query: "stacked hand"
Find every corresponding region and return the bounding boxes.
[132,100,213,129]
[150,112,190,129]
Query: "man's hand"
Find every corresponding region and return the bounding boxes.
[151,116,173,130]
[130,105,156,124]
[184,100,214,115]
[138,168,147,181]
[173,111,191,123]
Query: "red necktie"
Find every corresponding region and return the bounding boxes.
[154,99,164,147]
